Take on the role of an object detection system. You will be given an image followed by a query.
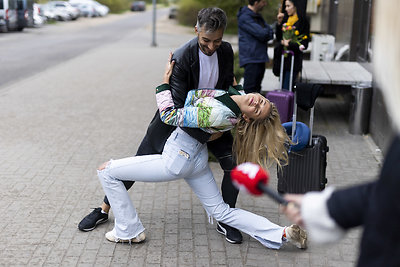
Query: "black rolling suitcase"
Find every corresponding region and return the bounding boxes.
[277,83,328,193]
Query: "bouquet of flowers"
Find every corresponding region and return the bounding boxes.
[282,22,308,54]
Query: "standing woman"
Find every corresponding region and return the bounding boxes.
[273,0,310,90]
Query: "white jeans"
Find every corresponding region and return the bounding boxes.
[98,127,285,249]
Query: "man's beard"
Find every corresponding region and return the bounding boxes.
[199,43,216,56]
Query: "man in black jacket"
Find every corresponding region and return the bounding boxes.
[78,7,243,244]
[237,0,274,94]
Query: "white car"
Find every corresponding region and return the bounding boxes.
[33,3,46,26]
[69,0,108,17]
[48,1,80,20]
[71,2,96,17]
[92,1,108,17]
[39,3,69,21]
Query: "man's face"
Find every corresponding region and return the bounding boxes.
[254,0,267,13]
[195,26,224,56]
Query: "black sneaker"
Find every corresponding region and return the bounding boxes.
[216,222,243,244]
[78,207,108,232]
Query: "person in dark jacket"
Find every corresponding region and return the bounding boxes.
[237,0,274,94]
[273,0,309,90]
[78,7,244,244]
[281,1,400,265]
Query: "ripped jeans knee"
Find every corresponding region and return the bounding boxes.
[97,160,115,185]
[98,160,111,171]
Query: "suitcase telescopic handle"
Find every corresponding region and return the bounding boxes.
[291,88,314,146]
[280,50,295,92]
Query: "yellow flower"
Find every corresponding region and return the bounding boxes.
[288,26,292,30]
[286,22,292,26]
[295,30,299,35]
[302,35,308,40]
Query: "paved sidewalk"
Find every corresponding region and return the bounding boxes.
[0,14,382,266]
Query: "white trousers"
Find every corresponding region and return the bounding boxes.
[98,127,285,249]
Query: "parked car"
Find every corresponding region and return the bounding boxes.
[0,16,6,32]
[168,7,177,19]
[0,0,28,31]
[47,1,80,20]
[0,0,7,32]
[68,0,108,17]
[130,1,145,11]
[92,1,108,16]
[70,2,95,17]
[39,3,69,21]
[33,3,45,26]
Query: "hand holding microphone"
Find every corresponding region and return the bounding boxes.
[231,162,289,206]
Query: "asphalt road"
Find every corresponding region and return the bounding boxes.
[0,8,168,88]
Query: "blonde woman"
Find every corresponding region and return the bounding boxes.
[281,1,400,265]
[157,56,290,170]
[97,55,306,250]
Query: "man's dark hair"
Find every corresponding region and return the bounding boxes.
[196,7,227,33]
[248,0,258,5]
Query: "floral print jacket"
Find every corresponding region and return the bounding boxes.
[156,84,243,134]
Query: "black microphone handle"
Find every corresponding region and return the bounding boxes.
[257,181,289,206]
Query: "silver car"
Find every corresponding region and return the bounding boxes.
[47,1,80,20]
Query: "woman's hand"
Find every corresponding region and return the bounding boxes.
[233,76,238,86]
[163,52,175,84]
[277,12,284,24]
[281,39,291,47]
[208,132,223,142]
[299,45,306,52]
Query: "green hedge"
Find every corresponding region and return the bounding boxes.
[177,0,282,34]
[98,0,130,13]
[97,0,169,14]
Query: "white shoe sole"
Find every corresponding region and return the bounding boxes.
[105,230,146,244]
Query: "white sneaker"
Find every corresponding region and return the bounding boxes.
[105,229,146,244]
[285,224,307,249]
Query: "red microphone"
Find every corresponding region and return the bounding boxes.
[231,162,288,205]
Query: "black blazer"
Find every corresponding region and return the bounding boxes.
[141,37,235,153]
[327,136,400,267]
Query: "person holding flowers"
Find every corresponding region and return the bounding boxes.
[273,0,310,91]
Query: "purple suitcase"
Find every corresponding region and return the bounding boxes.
[266,90,294,123]
[265,51,295,123]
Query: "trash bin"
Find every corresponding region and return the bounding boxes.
[349,83,372,134]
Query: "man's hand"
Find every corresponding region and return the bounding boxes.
[277,12,284,24]
[280,194,304,227]
[208,132,223,141]
[163,52,175,84]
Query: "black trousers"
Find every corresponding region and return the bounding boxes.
[243,62,266,94]
[103,131,238,208]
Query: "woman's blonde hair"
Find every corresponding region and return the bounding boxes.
[233,104,291,169]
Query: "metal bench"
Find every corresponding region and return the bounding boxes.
[301,60,373,134]
[301,60,372,89]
